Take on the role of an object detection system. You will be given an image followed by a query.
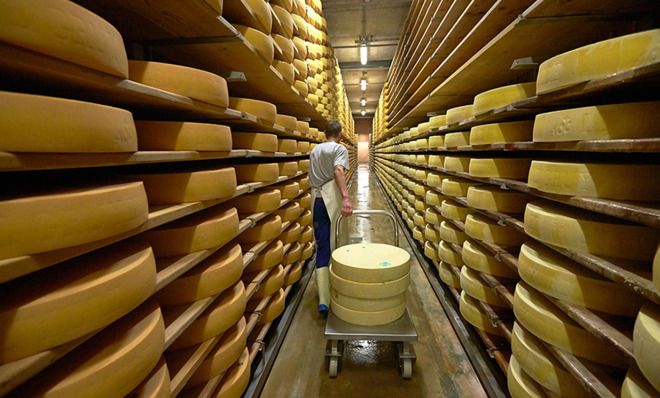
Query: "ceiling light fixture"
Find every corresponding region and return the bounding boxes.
[360,98,366,106]
[361,109,366,116]
[360,43,368,65]
[360,78,367,91]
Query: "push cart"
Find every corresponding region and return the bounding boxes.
[324,210,418,379]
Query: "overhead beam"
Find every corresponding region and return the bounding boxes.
[339,60,392,70]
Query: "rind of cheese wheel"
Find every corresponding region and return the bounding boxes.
[143,207,239,258]
[430,115,447,129]
[467,186,529,214]
[474,83,536,115]
[634,303,660,393]
[424,225,441,242]
[0,242,156,364]
[224,0,272,33]
[273,181,300,199]
[462,240,519,278]
[513,282,627,367]
[425,190,445,206]
[470,121,534,145]
[234,163,280,182]
[469,158,531,179]
[301,241,314,260]
[0,0,128,78]
[132,358,170,398]
[438,240,462,267]
[511,323,588,398]
[272,6,294,38]
[331,289,406,312]
[245,240,284,273]
[298,158,310,172]
[233,132,277,152]
[508,355,548,398]
[424,241,439,261]
[279,222,302,244]
[444,157,470,173]
[460,266,507,307]
[444,132,471,148]
[132,168,237,205]
[524,201,658,261]
[424,208,443,225]
[156,244,243,306]
[298,141,311,153]
[418,122,431,134]
[446,105,474,125]
[415,138,428,149]
[0,92,137,153]
[299,193,312,209]
[294,80,309,95]
[329,267,409,299]
[185,317,247,388]
[258,288,286,324]
[272,35,295,62]
[233,24,274,63]
[439,221,468,245]
[621,369,660,398]
[417,155,429,166]
[298,209,312,226]
[129,61,228,108]
[276,202,302,221]
[536,30,660,94]
[166,282,247,350]
[14,301,164,398]
[528,161,660,201]
[519,243,644,316]
[206,348,250,398]
[252,265,285,298]
[230,188,281,214]
[295,121,310,136]
[441,200,475,221]
[441,178,479,197]
[279,161,299,176]
[298,176,309,191]
[239,215,282,244]
[300,225,313,243]
[293,60,308,79]
[307,93,320,105]
[278,139,297,153]
[284,262,304,285]
[427,135,444,148]
[414,213,425,228]
[291,14,309,39]
[135,121,231,152]
[438,262,462,289]
[465,214,526,248]
[229,97,277,124]
[283,242,303,264]
[274,60,295,84]
[331,298,406,326]
[415,199,428,212]
[292,37,308,58]
[275,114,298,131]
[0,182,148,260]
[459,291,503,336]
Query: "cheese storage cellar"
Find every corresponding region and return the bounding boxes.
[0,0,658,397]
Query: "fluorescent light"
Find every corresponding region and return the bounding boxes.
[360,44,368,65]
[361,109,366,116]
[360,98,366,106]
[360,78,367,91]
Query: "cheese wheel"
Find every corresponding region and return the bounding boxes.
[283,242,303,264]
[331,297,405,326]
[229,97,277,124]
[465,214,526,248]
[0,92,137,153]
[272,6,294,38]
[536,30,660,94]
[253,265,285,298]
[298,159,310,172]
[474,83,536,115]
[424,241,439,261]
[429,135,445,148]
[245,240,284,273]
[459,291,503,335]
[511,323,588,398]
[272,181,300,199]
[417,155,429,166]
[444,132,470,148]
[470,121,534,145]
[279,222,302,243]
[331,289,405,312]
[213,349,250,398]
[444,157,470,173]
[441,200,475,221]
[295,121,310,136]
[230,188,281,214]
[513,282,627,367]
[278,139,297,153]
[460,266,507,307]
[234,24,274,63]
[0,0,128,78]
[274,60,295,84]
[528,161,660,201]
[621,369,660,398]
[415,138,428,149]
[272,34,295,62]
[144,207,239,258]
[424,225,441,242]
[462,240,519,278]
[239,215,282,244]
[279,161,299,176]
[293,37,308,58]
[441,178,480,197]
[424,207,443,225]
[467,186,529,214]
[519,243,644,316]
[156,244,243,306]
[508,355,548,398]
[425,190,445,206]
[275,114,298,131]
[438,262,462,289]
[300,225,313,243]
[132,358,170,398]
[233,132,278,152]
[301,241,314,260]
[329,268,409,299]
[135,121,231,151]
[298,141,311,153]
[414,212,426,227]
[446,105,474,125]
[524,201,658,261]
[258,288,286,323]
[166,282,247,350]
[430,115,447,129]
[439,221,468,245]
[224,0,272,32]
[469,158,531,179]
[14,302,164,398]
[299,193,312,209]
[0,242,155,364]
[285,262,304,285]
[0,182,148,260]
[438,240,462,267]
[129,61,228,107]
[276,202,302,221]
[415,200,428,212]
[132,168,237,205]
[634,303,660,393]
[298,176,309,191]
[298,209,312,226]
[235,163,280,182]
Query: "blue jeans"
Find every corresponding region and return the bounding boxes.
[313,198,331,268]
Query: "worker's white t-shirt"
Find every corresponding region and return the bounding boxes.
[309,141,349,188]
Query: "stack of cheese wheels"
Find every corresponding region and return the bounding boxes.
[329,243,411,326]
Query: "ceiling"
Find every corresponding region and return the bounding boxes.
[323,0,411,117]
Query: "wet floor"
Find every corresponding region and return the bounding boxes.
[259,164,487,398]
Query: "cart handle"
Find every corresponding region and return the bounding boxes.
[334,209,399,248]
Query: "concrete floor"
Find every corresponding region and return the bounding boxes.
[260,164,488,398]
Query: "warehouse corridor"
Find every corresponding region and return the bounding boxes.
[260,165,487,398]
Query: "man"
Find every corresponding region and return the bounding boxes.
[309,119,352,315]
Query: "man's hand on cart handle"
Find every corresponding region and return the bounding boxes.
[342,197,353,216]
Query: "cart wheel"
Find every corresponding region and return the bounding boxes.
[401,358,413,379]
[329,357,339,378]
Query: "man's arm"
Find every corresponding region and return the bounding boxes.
[334,165,352,216]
